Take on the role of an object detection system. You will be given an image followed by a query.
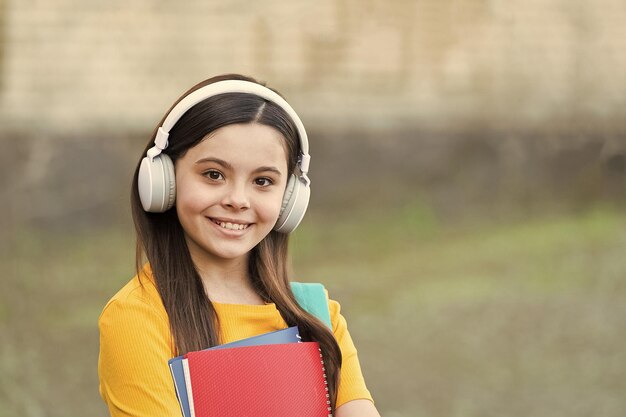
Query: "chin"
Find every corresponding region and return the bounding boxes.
[209,243,257,262]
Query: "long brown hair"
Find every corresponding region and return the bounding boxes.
[130,74,342,411]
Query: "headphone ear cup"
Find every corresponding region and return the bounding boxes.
[274,174,310,233]
[161,154,176,210]
[138,154,176,212]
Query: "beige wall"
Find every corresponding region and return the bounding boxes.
[0,0,625,134]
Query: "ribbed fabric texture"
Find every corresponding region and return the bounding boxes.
[98,267,373,417]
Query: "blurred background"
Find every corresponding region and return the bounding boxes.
[1,1,626,416]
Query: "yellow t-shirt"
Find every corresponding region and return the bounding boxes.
[98,267,373,416]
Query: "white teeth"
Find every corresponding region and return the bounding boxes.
[216,221,248,231]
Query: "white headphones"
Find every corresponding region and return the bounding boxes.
[137,79,311,234]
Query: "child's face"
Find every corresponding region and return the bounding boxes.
[174,122,289,266]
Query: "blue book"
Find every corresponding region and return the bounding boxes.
[168,326,301,417]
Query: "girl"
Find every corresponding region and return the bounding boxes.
[98,74,380,417]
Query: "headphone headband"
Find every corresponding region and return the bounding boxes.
[146,80,310,178]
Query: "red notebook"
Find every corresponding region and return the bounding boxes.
[183,342,331,417]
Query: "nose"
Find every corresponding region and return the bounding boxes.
[221,182,250,210]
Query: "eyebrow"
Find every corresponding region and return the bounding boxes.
[195,157,283,176]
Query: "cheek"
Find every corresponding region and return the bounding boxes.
[259,190,285,221]
[175,178,208,216]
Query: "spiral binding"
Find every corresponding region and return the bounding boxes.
[318,347,333,417]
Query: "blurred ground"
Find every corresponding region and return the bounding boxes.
[2,201,626,417]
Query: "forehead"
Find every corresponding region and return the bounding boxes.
[184,123,289,168]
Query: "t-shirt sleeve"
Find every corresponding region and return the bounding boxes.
[98,293,181,417]
[326,291,374,408]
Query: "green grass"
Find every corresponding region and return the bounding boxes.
[2,203,626,417]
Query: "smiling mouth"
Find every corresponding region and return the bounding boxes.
[209,218,251,231]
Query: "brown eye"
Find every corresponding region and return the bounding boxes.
[255,177,273,187]
[204,170,223,181]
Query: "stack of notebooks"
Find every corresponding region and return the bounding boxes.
[168,327,332,417]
